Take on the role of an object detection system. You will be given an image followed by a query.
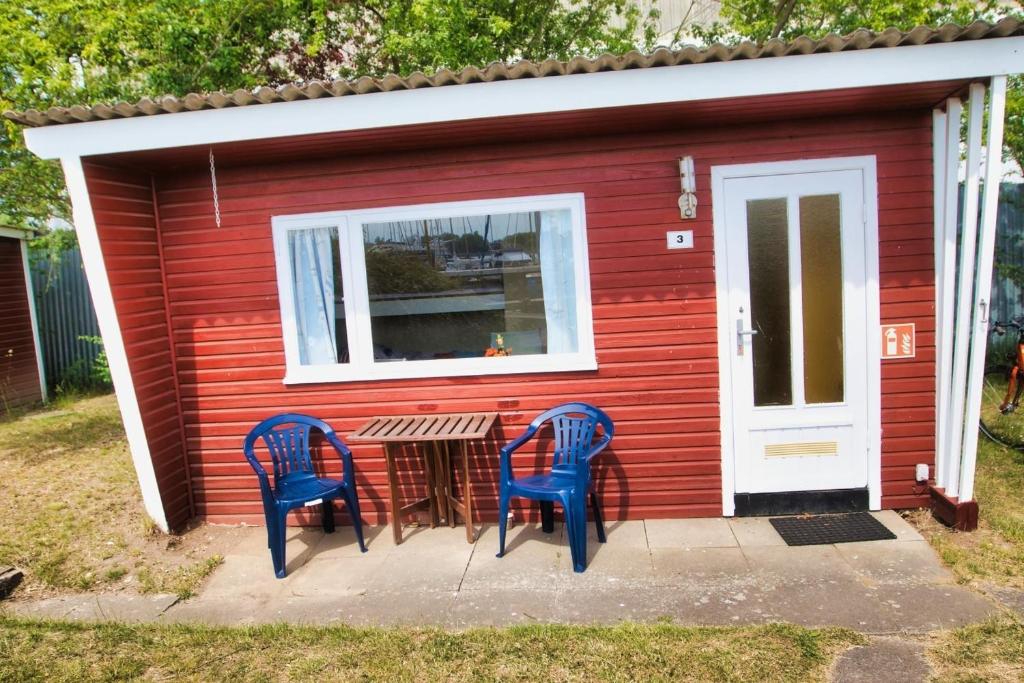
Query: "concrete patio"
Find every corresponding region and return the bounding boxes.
[9,512,999,633]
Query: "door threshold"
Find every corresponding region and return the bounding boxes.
[734,488,869,517]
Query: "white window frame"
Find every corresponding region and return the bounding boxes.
[272,192,597,384]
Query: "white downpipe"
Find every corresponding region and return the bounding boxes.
[60,156,169,532]
[943,84,987,499]
[935,98,963,490]
[959,75,1009,502]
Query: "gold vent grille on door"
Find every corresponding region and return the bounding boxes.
[764,441,839,457]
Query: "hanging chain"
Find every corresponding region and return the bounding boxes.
[208,148,222,228]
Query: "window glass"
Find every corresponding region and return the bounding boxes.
[746,197,793,407]
[288,227,349,365]
[800,194,844,404]
[361,209,577,362]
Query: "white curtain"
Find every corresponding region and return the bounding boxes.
[539,209,579,354]
[289,227,337,365]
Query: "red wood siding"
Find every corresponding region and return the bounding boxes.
[117,108,934,525]
[83,163,192,530]
[0,236,42,410]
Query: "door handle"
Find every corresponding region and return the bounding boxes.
[737,319,757,355]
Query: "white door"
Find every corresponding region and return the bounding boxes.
[718,165,875,497]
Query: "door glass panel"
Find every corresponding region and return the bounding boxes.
[746,198,792,406]
[800,194,844,404]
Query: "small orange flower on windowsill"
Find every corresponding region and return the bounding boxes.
[485,334,511,357]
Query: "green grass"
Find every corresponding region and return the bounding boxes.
[928,615,1024,683]
[0,394,221,598]
[0,618,863,682]
[911,438,1024,588]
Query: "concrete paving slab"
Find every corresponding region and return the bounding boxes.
[831,638,931,683]
[229,526,324,561]
[285,552,389,598]
[836,540,954,585]
[461,524,563,591]
[200,553,286,600]
[312,524,389,559]
[159,596,264,625]
[9,593,178,622]
[453,588,566,627]
[871,511,926,542]
[594,520,650,550]
[980,582,1024,617]
[728,517,786,547]
[554,521,655,585]
[365,527,476,593]
[645,518,738,549]
[651,547,749,583]
[741,544,860,583]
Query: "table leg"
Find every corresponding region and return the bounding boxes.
[384,443,403,545]
[462,439,474,543]
[430,440,449,524]
[444,441,456,529]
[422,441,439,528]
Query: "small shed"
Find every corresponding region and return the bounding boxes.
[0,223,46,412]
[7,20,1021,532]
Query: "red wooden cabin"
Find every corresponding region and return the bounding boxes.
[0,225,46,413]
[8,21,1020,532]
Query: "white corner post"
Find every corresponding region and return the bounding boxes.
[941,84,987,499]
[933,100,963,490]
[19,238,48,402]
[958,75,1009,502]
[60,156,170,532]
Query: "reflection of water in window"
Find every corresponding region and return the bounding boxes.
[360,211,564,362]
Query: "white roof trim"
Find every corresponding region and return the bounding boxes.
[0,227,32,240]
[25,37,1024,160]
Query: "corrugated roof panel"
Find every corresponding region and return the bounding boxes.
[4,18,1020,128]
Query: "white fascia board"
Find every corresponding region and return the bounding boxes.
[19,240,47,402]
[0,227,32,239]
[60,156,170,533]
[24,37,1024,160]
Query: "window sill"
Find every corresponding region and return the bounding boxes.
[282,353,598,385]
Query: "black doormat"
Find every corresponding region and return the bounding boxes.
[769,512,896,546]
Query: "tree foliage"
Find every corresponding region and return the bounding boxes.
[1,0,656,228]
[690,0,1023,170]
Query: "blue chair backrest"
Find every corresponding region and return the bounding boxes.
[243,413,335,484]
[532,403,614,468]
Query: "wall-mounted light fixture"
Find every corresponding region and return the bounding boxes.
[678,156,697,220]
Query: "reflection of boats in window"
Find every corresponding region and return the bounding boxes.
[481,250,533,269]
[445,256,482,272]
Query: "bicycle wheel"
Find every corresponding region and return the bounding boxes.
[979,366,1024,450]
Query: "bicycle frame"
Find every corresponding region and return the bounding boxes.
[997,323,1024,414]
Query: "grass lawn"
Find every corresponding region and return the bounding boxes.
[0,394,225,598]
[0,618,862,682]
[908,436,1024,681]
[909,438,1024,589]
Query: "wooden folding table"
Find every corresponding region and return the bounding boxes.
[349,412,498,544]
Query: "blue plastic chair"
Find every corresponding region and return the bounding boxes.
[243,413,367,578]
[496,403,614,572]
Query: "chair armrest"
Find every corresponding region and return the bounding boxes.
[499,426,539,485]
[242,446,275,504]
[324,431,357,489]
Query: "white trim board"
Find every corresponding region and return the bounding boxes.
[24,37,1024,160]
[19,240,47,402]
[60,157,170,532]
[0,227,32,240]
[711,156,881,515]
